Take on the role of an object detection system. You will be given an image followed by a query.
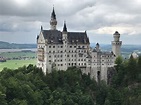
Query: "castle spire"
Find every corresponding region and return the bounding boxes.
[41,25,43,31]
[51,7,56,19]
[50,6,57,30]
[63,21,67,32]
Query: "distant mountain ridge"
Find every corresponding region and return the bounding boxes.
[90,43,141,52]
[0,41,36,49]
[0,41,140,52]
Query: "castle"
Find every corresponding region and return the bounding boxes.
[37,8,122,83]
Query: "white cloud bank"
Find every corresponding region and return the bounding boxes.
[0,0,141,44]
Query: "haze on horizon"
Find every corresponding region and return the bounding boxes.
[0,0,141,45]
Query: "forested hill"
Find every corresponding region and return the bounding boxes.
[0,41,36,49]
[0,56,141,105]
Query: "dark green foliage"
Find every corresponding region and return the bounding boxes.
[1,56,141,105]
[126,56,138,83]
[0,66,96,105]
[110,56,141,105]
[111,56,126,87]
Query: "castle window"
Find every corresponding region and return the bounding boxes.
[49,46,51,48]
[61,46,63,48]
[67,55,69,57]
[53,46,55,48]
[74,46,76,48]
[49,60,51,62]
[70,46,72,48]
[49,51,51,53]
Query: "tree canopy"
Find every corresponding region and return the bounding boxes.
[0,56,141,105]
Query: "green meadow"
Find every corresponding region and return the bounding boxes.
[0,59,36,71]
[0,51,36,71]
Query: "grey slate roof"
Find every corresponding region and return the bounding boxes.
[41,30,90,44]
[42,30,63,44]
[67,32,89,44]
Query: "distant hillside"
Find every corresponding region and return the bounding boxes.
[0,41,36,49]
[90,43,141,52]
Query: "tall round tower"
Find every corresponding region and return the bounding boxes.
[50,7,57,30]
[112,31,122,57]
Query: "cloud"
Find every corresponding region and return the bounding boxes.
[0,0,141,44]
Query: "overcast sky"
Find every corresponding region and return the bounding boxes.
[0,0,141,45]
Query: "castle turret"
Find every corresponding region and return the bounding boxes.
[50,7,57,30]
[62,21,68,70]
[62,21,67,40]
[112,31,122,57]
[96,43,100,52]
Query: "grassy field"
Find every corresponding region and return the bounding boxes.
[0,51,37,71]
[0,59,36,71]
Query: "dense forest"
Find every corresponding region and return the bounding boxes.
[0,56,141,105]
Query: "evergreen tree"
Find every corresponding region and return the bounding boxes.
[127,55,137,83]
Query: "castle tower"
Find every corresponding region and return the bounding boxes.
[112,31,122,57]
[62,21,68,70]
[50,7,57,30]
